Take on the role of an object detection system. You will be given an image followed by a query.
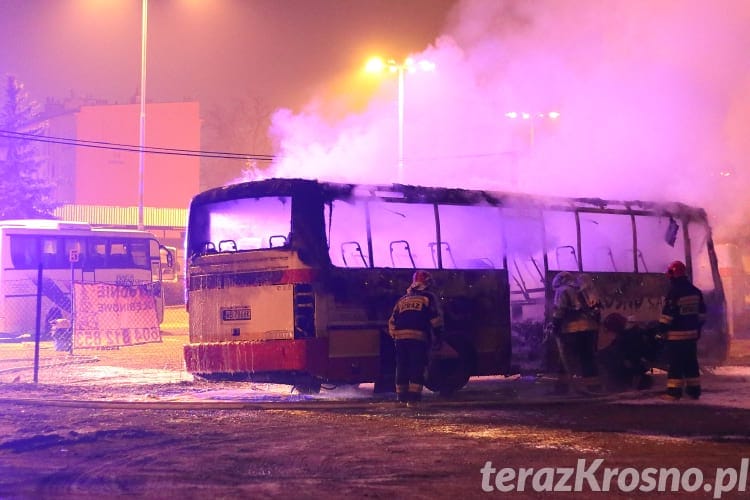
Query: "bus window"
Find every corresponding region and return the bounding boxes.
[41,237,60,268]
[503,208,546,295]
[368,201,436,268]
[579,213,634,272]
[544,210,579,271]
[689,221,714,292]
[635,215,685,273]
[108,240,134,268]
[438,204,503,269]
[206,197,291,251]
[326,199,370,267]
[127,239,150,268]
[10,235,39,269]
[87,238,107,268]
[63,237,85,268]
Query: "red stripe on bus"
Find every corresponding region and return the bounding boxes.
[184,338,327,375]
[280,268,315,284]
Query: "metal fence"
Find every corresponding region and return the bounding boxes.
[0,277,190,389]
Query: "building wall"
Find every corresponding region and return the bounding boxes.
[75,101,200,209]
[44,112,78,203]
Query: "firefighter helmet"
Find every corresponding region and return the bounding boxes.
[667,260,687,278]
[412,270,434,288]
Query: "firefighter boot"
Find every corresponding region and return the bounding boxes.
[396,385,409,404]
[685,377,701,400]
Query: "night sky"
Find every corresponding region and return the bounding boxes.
[0,0,455,110]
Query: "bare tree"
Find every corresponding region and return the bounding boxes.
[201,96,275,191]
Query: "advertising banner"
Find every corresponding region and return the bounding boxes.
[73,282,161,349]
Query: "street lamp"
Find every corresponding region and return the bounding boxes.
[138,0,148,230]
[505,111,560,150]
[365,56,435,183]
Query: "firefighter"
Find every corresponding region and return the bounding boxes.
[550,271,602,395]
[388,270,444,404]
[658,260,706,400]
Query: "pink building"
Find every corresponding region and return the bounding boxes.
[55,101,200,210]
[43,100,201,277]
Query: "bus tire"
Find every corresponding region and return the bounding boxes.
[425,334,476,396]
[294,376,322,394]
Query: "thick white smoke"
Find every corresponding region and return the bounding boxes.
[266,0,750,240]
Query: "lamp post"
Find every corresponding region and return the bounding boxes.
[505,111,560,150]
[365,57,435,183]
[138,0,148,230]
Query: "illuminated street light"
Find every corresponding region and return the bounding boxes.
[505,110,560,149]
[138,0,148,230]
[365,56,435,183]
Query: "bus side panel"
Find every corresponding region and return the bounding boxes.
[441,269,512,376]
[1,272,72,338]
[544,272,667,348]
[702,288,730,365]
[321,268,407,383]
[585,272,727,364]
[541,272,729,367]
[321,268,512,381]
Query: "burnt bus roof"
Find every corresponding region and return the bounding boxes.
[190,178,709,222]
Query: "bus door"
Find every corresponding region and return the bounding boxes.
[150,240,165,324]
[323,267,409,383]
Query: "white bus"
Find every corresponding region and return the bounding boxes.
[0,219,168,341]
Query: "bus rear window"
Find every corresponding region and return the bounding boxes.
[202,197,292,252]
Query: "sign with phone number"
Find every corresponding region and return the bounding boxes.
[73,282,162,348]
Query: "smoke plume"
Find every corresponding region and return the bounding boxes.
[266,0,750,240]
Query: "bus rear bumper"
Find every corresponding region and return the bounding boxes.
[183,339,328,377]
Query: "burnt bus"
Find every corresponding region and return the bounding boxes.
[183,178,728,393]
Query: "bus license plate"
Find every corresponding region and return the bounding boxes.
[221,307,251,321]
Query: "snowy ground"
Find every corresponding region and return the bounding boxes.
[4,362,747,412]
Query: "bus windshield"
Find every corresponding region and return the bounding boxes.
[188,196,291,254]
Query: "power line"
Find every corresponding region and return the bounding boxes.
[0,130,276,162]
[0,130,521,164]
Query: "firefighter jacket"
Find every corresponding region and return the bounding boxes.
[552,282,600,334]
[388,286,444,342]
[659,276,706,341]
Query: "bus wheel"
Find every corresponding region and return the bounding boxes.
[293,376,322,395]
[425,335,476,396]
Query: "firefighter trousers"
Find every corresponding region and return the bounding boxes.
[555,330,600,392]
[666,339,700,399]
[394,338,429,402]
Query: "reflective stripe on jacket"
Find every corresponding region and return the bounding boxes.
[388,288,443,342]
[552,284,599,334]
[659,276,706,342]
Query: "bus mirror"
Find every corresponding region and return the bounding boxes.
[160,245,174,268]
